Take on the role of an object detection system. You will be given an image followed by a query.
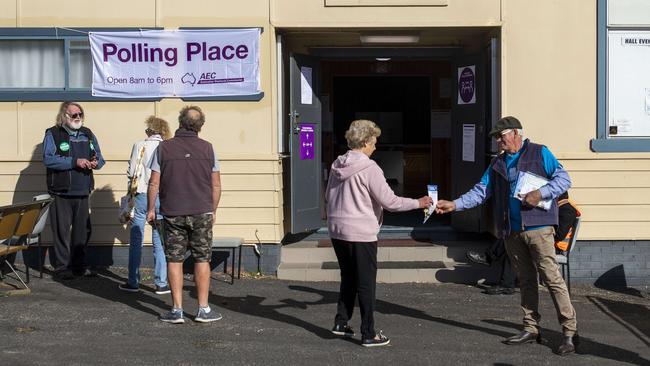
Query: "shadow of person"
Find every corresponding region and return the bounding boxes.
[594,265,645,298]
[287,285,512,339]
[482,319,650,365]
[587,295,650,348]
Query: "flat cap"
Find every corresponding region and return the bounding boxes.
[489,116,522,136]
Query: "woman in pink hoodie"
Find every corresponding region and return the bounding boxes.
[326,119,432,347]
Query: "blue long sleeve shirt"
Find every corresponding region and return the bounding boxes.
[453,140,571,232]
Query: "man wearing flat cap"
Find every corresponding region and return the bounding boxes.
[435,116,578,356]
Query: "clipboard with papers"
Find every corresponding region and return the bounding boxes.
[514,171,552,211]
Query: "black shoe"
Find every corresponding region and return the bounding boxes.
[118,283,140,293]
[54,270,75,280]
[155,285,171,295]
[504,331,542,345]
[556,333,579,356]
[466,251,490,267]
[362,330,390,347]
[484,285,516,295]
[73,268,97,277]
[332,324,355,337]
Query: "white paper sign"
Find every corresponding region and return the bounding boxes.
[90,29,261,98]
[300,66,313,105]
[514,171,552,210]
[462,124,475,162]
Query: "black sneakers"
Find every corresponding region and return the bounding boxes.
[118,283,140,293]
[331,324,355,337]
[155,285,171,295]
[466,250,491,267]
[362,331,390,347]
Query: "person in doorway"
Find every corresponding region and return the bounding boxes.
[466,238,517,295]
[147,106,222,324]
[326,119,433,347]
[435,116,579,356]
[119,116,172,294]
[43,101,105,280]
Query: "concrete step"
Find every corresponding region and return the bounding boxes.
[277,261,493,284]
[280,241,490,264]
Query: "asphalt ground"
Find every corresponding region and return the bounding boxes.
[1,267,649,366]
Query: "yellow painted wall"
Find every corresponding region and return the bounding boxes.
[2,0,649,243]
[501,0,650,240]
[0,0,282,244]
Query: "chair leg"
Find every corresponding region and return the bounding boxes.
[3,259,29,290]
[230,248,235,285]
[39,239,43,279]
[237,245,242,279]
[26,261,30,284]
[567,261,571,295]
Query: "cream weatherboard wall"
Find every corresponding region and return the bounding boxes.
[501,0,650,240]
[0,0,284,245]
[0,0,648,244]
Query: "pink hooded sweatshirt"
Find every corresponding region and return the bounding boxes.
[326,150,420,242]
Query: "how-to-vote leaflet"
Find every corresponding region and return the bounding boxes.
[514,172,552,211]
[90,29,261,98]
[423,185,438,224]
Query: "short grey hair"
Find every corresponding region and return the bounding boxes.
[178,105,205,133]
[515,128,524,138]
[345,119,381,149]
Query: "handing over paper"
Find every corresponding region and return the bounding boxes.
[514,171,552,210]
[423,185,438,223]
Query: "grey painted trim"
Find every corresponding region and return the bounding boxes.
[592,0,650,152]
[0,91,161,102]
[309,47,458,59]
[181,92,264,101]
[590,137,650,152]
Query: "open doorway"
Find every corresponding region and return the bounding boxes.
[320,60,453,229]
[281,29,499,237]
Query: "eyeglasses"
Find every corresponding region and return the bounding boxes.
[66,112,84,119]
[495,129,513,140]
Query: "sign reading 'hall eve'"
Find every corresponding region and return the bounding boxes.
[89,29,261,98]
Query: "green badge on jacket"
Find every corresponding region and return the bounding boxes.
[59,142,70,152]
[90,142,95,151]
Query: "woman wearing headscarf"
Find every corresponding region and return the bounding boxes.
[326,119,432,347]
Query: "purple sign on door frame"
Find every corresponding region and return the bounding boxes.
[458,65,476,104]
[299,124,315,160]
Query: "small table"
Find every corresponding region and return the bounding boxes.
[212,237,244,284]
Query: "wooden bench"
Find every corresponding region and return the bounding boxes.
[212,237,244,284]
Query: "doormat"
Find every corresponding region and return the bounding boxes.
[317,239,433,247]
[321,261,446,270]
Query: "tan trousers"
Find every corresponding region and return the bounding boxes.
[505,226,577,336]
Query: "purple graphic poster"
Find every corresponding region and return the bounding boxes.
[457,65,476,104]
[299,124,315,160]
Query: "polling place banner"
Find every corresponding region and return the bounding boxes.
[89,29,260,98]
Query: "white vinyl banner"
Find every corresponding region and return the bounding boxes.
[90,29,261,98]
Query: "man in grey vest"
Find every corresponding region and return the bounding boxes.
[435,116,578,356]
[147,106,222,324]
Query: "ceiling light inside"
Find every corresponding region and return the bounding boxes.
[375,57,391,61]
[360,34,420,44]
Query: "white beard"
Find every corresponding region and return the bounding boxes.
[67,120,83,130]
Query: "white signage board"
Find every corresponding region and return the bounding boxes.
[608,31,650,137]
[90,29,260,98]
[462,124,475,162]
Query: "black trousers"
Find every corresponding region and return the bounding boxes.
[332,238,378,340]
[49,195,91,273]
[488,239,516,288]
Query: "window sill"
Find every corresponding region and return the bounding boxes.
[590,138,650,152]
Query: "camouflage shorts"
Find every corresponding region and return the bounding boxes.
[162,213,213,263]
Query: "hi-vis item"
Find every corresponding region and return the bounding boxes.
[90,29,261,98]
[514,171,552,210]
[423,185,438,223]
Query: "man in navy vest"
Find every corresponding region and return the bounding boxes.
[435,116,578,356]
[43,101,105,280]
[147,106,222,324]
